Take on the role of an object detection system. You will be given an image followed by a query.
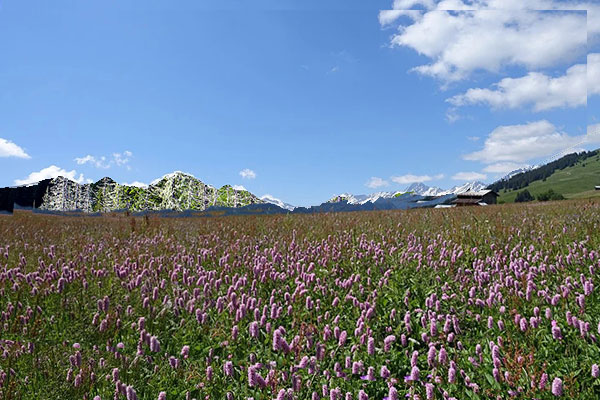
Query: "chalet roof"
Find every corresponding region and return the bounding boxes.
[457,189,498,198]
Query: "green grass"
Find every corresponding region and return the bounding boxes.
[499,154,600,203]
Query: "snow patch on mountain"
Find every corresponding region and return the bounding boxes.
[329,191,405,205]
[260,194,295,211]
[330,181,489,205]
[499,165,539,181]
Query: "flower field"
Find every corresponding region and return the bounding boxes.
[1,201,600,399]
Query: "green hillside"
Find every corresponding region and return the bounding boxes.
[498,152,600,203]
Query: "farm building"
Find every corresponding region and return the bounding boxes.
[596,185,600,191]
[452,190,499,206]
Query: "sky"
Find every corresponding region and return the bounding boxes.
[0,0,599,207]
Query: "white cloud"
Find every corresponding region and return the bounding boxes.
[365,177,389,188]
[113,151,132,168]
[239,169,257,179]
[121,181,148,188]
[379,10,423,25]
[464,120,585,164]
[452,171,487,181]
[448,61,587,111]
[467,136,480,141]
[0,138,30,159]
[15,165,90,186]
[232,185,247,191]
[384,1,600,39]
[587,123,600,144]
[388,9,586,82]
[391,174,443,184]
[75,155,110,169]
[74,150,133,169]
[590,53,600,97]
[482,162,526,174]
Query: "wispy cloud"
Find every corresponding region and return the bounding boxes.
[482,162,526,174]
[365,177,389,188]
[75,150,133,170]
[391,173,443,184]
[452,171,487,181]
[15,165,91,186]
[239,168,257,179]
[0,138,30,159]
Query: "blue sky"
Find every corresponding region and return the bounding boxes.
[0,1,598,206]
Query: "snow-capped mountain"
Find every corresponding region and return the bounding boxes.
[1,171,264,213]
[499,165,539,181]
[443,181,488,195]
[407,181,488,196]
[328,191,405,205]
[405,182,445,196]
[329,181,489,206]
[260,194,295,211]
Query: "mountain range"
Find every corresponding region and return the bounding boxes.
[328,181,488,205]
[0,172,264,214]
[3,150,597,215]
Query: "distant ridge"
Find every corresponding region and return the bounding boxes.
[488,150,599,193]
[489,149,600,202]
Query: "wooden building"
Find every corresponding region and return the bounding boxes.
[452,190,499,206]
[596,186,600,191]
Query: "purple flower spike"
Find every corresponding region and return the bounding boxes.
[409,366,420,381]
[551,377,563,396]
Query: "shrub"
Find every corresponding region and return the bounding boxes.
[515,189,534,203]
[537,189,565,202]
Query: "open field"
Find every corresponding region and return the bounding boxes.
[1,201,600,399]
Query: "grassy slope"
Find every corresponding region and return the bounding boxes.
[499,153,600,203]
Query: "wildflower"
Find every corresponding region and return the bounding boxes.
[425,383,434,400]
[551,377,563,396]
[448,364,456,383]
[539,373,548,390]
[158,393,167,400]
[551,321,563,340]
[411,351,418,367]
[438,347,448,365]
[427,346,436,367]
[493,368,500,382]
[126,386,138,400]
[592,364,599,379]
[367,337,375,355]
[409,366,420,381]
[384,335,395,352]
[224,361,234,377]
[378,365,389,379]
[150,336,160,352]
[181,345,190,359]
[367,366,375,381]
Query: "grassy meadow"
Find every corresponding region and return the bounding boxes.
[1,201,600,399]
